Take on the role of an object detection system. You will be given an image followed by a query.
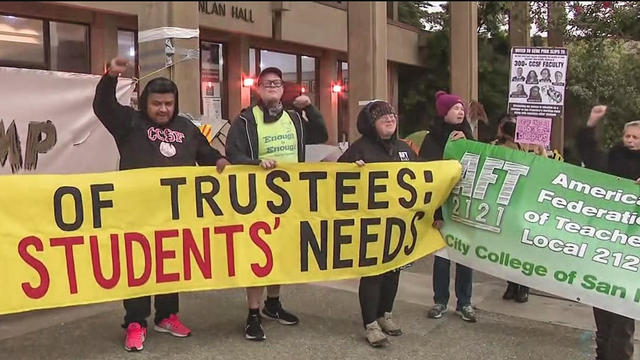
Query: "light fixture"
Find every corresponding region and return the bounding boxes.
[301,86,306,93]
[332,84,343,93]
[243,77,255,87]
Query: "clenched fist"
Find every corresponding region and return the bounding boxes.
[587,105,607,128]
[107,57,129,77]
[293,95,311,109]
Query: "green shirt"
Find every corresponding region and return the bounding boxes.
[254,105,299,163]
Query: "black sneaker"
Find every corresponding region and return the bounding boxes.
[262,301,299,325]
[515,286,529,303]
[245,314,265,341]
[503,283,518,300]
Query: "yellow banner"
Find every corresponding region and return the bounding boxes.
[0,161,461,315]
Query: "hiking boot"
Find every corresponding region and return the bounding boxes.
[515,286,530,303]
[377,312,402,336]
[457,305,477,323]
[503,282,518,300]
[154,314,191,337]
[427,304,448,319]
[365,321,388,347]
[245,314,266,341]
[124,322,146,352]
[262,300,299,325]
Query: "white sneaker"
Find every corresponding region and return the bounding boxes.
[377,312,402,336]
[365,321,389,347]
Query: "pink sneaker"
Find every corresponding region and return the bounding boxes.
[124,323,146,352]
[154,314,192,337]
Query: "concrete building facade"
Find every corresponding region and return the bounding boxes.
[0,1,479,146]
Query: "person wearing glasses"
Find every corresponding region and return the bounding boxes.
[226,67,328,341]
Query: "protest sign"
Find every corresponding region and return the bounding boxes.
[508,47,568,118]
[515,116,552,147]
[0,67,135,175]
[442,140,640,319]
[0,161,461,315]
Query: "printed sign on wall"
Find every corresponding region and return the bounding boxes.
[508,47,568,118]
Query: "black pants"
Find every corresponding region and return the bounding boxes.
[593,307,635,360]
[359,271,400,327]
[123,293,179,328]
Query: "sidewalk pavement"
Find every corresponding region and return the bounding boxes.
[0,255,636,360]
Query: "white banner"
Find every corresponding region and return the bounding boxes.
[138,27,199,43]
[0,67,135,175]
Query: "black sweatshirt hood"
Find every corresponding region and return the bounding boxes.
[140,77,180,125]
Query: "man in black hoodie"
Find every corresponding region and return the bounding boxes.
[338,100,417,347]
[225,67,327,342]
[419,91,477,323]
[93,57,229,352]
[577,105,640,360]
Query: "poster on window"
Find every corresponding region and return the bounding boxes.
[203,97,222,121]
[507,47,568,118]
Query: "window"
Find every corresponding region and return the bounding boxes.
[117,29,138,108]
[249,48,319,108]
[0,15,89,73]
[0,15,45,68]
[50,21,89,73]
[249,48,256,77]
[117,30,137,79]
[200,41,226,120]
[337,61,349,142]
[301,55,316,102]
[260,49,296,82]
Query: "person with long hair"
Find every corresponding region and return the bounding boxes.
[420,91,477,324]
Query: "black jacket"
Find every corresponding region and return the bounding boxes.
[225,103,328,164]
[93,75,223,170]
[418,117,474,220]
[418,117,474,161]
[576,126,640,180]
[338,102,417,164]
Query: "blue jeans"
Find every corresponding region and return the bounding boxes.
[432,256,472,310]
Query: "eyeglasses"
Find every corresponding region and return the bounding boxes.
[258,80,284,88]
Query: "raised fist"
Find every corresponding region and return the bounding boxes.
[587,105,607,127]
[293,95,311,109]
[107,57,129,77]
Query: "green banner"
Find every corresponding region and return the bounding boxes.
[442,139,640,319]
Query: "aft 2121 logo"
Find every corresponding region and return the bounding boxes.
[447,151,530,233]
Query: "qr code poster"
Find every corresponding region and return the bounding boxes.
[508,47,568,118]
[515,116,552,147]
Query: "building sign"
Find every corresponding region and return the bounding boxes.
[199,2,255,23]
[508,47,568,118]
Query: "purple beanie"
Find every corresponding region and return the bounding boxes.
[435,90,465,117]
